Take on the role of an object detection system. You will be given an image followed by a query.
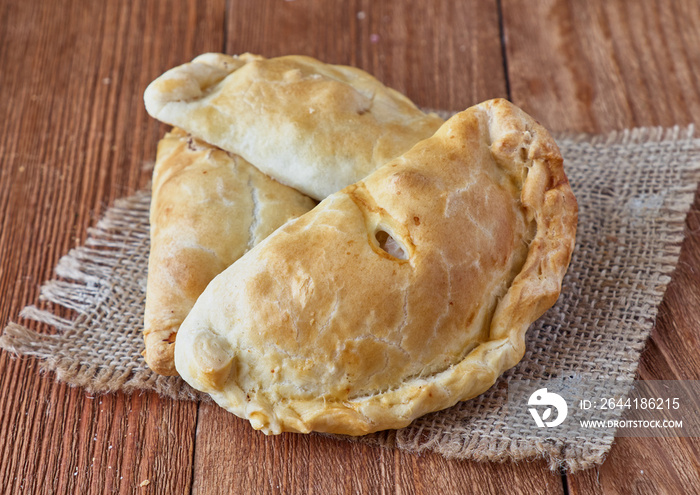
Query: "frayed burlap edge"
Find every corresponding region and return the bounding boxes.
[0,193,205,401]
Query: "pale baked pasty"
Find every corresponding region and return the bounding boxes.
[143,53,444,200]
[144,128,316,375]
[173,99,578,434]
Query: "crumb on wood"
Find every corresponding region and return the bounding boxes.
[140,479,150,487]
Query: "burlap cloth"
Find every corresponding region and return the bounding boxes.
[2,124,700,472]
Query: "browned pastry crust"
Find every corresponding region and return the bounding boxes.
[144,129,315,375]
[173,99,578,434]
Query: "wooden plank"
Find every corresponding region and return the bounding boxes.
[225,0,508,111]
[193,401,564,495]
[501,0,700,492]
[188,1,564,494]
[503,0,700,134]
[0,351,198,494]
[0,0,225,493]
[568,437,700,495]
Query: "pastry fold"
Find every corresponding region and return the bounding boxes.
[144,129,315,375]
[144,53,444,200]
[173,99,578,434]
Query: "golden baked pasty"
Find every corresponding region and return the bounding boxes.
[144,128,316,375]
[173,99,578,434]
[144,53,444,200]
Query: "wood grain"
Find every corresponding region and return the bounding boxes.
[502,0,700,493]
[503,0,700,133]
[0,0,223,493]
[192,401,563,495]
[226,0,508,110]
[0,351,199,494]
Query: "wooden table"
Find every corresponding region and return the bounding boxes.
[1,1,699,493]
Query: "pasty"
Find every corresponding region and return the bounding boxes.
[144,128,315,375]
[173,99,578,434]
[144,53,444,200]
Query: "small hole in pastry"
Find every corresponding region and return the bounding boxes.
[375,230,408,260]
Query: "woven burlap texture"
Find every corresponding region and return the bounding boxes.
[2,125,699,472]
